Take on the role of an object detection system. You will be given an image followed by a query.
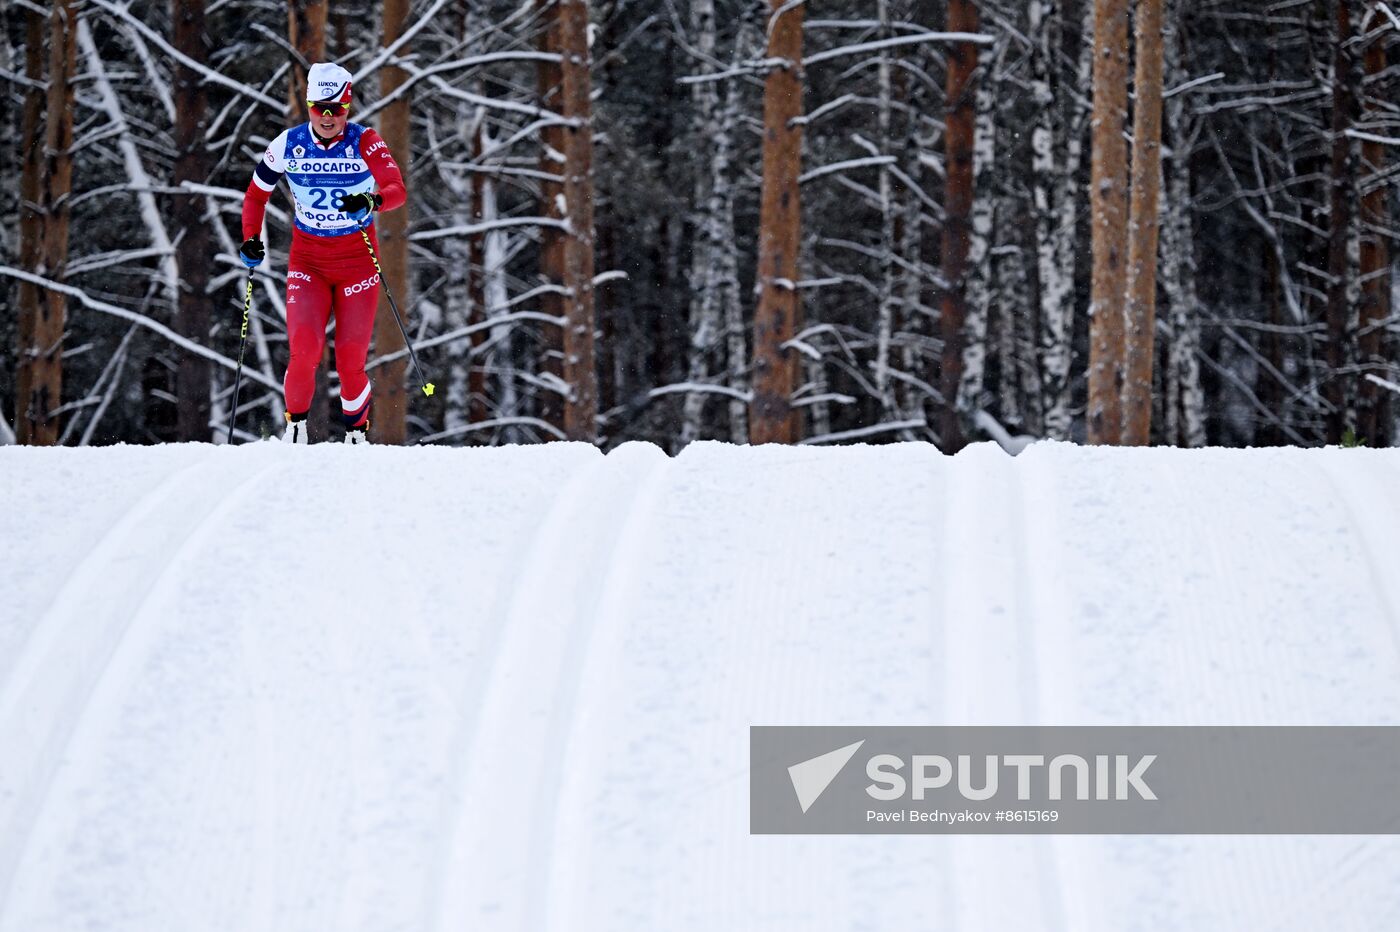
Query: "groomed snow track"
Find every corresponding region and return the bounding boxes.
[2,440,1399,930]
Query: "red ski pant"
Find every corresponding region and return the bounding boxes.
[284,229,380,428]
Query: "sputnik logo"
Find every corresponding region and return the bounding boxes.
[788,740,864,813]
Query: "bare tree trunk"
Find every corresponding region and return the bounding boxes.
[557,0,597,442]
[1357,28,1389,447]
[1325,0,1360,444]
[1122,0,1165,446]
[173,0,211,441]
[372,0,412,445]
[749,0,805,445]
[286,0,327,119]
[16,5,47,445]
[21,0,76,445]
[1088,0,1129,445]
[334,10,347,59]
[537,0,566,435]
[287,0,329,439]
[939,0,978,451]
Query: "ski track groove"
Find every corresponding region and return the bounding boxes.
[536,449,670,931]
[941,447,1072,932]
[1157,458,1221,669]
[939,449,979,931]
[0,453,288,930]
[0,454,216,922]
[1006,451,1071,932]
[423,449,612,932]
[239,600,279,932]
[328,598,369,932]
[1312,453,1400,650]
[116,456,296,932]
[0,455,207,739]
[5,443,1397,931]
[7,455,199,669]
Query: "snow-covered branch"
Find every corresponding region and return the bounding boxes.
[418,416,567,444]
[366,311,566,370]
[351,0,455,83]
[804,32,993,68]
[409,216,569,243]
[648,382,754,403]
[87,0,284,110]
[1365,373,1400,396]
[1164,72,1224,99]
[0,266,282,393]
[355,50,564,122]
[799,418,927,445]
[799,156,895,184]
[76,18,179,303]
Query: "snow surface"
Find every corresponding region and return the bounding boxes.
[2,439,1399,931]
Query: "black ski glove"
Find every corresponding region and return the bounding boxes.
[239,236,264,269]
[337,192,382,222]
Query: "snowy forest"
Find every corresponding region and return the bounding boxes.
[3,0,1399,449]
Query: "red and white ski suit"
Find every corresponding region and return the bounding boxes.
[241,122,405,427]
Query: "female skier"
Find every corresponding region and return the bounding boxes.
[238,62,406,444]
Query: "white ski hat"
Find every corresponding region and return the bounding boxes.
[307,62,352,104]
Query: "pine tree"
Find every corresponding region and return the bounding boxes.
[750,0,805,445]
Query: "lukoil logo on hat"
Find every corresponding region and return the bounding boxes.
[307,62,353,104]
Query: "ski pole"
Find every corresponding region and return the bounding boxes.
[358,222,435,398]
[227,273,254,444]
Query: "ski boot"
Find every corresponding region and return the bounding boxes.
[282,413,309,444]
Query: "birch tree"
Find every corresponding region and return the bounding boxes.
[1325,0,1360,444]
[723,3,763,444]
[1028,0,1072,440]
[680,0,725,445]
[1356,6,1390,446]
[955,34,1003,431]
[1159,0,1206,448]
